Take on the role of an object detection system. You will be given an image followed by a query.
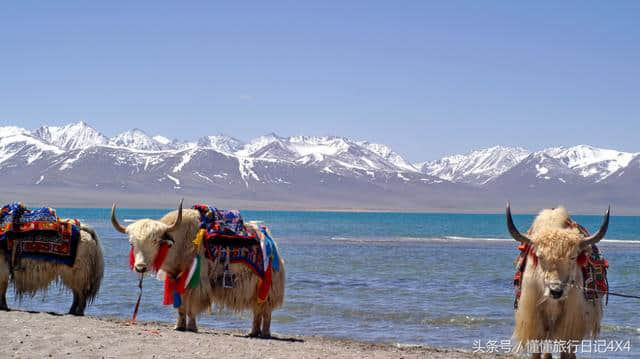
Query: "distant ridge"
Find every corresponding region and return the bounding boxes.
[0,122,638,213]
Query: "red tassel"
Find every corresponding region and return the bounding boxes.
[163,277,174,305]
[153,243,170,271]
[129,246,135,270]
[257,260,273,302]
[577,252,588,267]
[176,272,188,294]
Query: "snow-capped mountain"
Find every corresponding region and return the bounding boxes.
[418,146,531,185]
[235,134,415,175]
[357,141,418,172]
[541,145,636,182]
[197,135,244,155]
[1,121,639,212]
[486,152,587,188]
[33,121,108,150]
[108,129,167,151]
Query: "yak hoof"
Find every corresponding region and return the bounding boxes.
[187,327,198,333]
[248,331,261,338]
[260,332,271,339]
[174,326,186,332]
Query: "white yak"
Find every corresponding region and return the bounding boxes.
[0,222,104,315]
[111,200,285,337]
[507,204,609,359]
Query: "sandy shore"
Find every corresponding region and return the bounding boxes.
[0,311,509,358]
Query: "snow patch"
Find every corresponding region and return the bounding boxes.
[166,174,181,189]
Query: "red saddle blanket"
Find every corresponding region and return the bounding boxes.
[0,203,80,267]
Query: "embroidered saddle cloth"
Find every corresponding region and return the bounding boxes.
[0,202,80,267]
[192,204,281,302]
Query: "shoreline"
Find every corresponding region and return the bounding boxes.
[1,310,507,358]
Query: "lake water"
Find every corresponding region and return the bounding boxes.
[6,209,640,357]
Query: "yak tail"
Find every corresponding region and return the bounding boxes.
[79,224,104,304]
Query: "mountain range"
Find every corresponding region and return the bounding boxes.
[0,122,637,213]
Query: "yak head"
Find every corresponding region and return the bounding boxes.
[111,200,183,274]
[506,203,609,301]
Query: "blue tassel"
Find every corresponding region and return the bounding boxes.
[173,291,182,308]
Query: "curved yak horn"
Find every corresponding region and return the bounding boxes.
[165,198,184,233]
[506,202,531,244]
[582,206,610,247]
[111,203,127,234]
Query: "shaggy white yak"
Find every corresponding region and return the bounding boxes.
[111,200,285,337]
[0,223,104,315]
[507,204,609,359]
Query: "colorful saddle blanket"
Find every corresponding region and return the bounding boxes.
[513,220,609,309]
[0,202,80,267]
[192,204,281,302]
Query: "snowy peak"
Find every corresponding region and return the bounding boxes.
[541,145,636,182]
[0,126,30,137]
[235,134,414,173]
[420,146,531,185]
[197,135,244,154]
[33,121,108,150]
[109,128,166,151]
[357,141,418,172]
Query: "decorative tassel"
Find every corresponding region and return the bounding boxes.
[257,259,272,303]
[577,252,588,267]
[173,291,182,308]
[153,243,170,271]
[186,256,201,289]
[129,246,135,270]
[163,277,173,305]
[193,229,205,249]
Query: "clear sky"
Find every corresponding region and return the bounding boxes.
[1,1,638,162]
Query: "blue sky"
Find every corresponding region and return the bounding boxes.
[1,1,638,161]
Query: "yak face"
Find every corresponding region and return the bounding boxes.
[125,220,175,273]
[111,200,183,274]
[532,228,583,300]
[506,204,610,301]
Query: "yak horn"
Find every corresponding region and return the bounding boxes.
[165,199,184,233]
[506,202,531,244]
[111,203,127,234]
[582,206,610,247]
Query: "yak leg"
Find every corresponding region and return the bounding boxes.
[72,292,87,316]
[186,314,198,333]
[0,270,8,311]
[560,352,575,359]
[183,292,198,333]
[68,290,87,316]
[0,254,9,311]
[249,309,262,337]
[542,353,553,359]
[260,310,272,339]
[175,304,187,331]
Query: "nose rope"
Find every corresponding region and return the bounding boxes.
[568,282,640,300]
[130,273,144,324]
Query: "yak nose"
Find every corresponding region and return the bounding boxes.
[135,264,148,273]
[549,283,564,299]
[550,289,563,299]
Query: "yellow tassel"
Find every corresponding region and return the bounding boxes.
[193,229,205,249]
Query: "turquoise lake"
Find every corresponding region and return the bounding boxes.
[6,209,640,357]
